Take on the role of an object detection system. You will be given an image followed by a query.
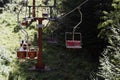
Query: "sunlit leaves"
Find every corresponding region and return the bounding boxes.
[98,20,113,29]
[103,11,109,15]
[98,0,120,79]
[0,47,14,79]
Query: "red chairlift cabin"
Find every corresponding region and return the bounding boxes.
[22,20,28,26]
[47,37,58,44]
[17,51,27,59]
[47,18,58,44]
[65,32,82,49]
[17,40,27,59]
[27,48,37,59]
[17,40,37,59]
[17,51,37,59]
[47,31,58,44]
[21,18,29,26]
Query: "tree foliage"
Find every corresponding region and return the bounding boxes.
[98,0,120,79]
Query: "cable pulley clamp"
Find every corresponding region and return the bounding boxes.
[37,24,44,28]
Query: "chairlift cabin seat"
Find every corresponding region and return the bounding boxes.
[65,32,82,49]
[27,51,37,59]
[17,41,28,59]
[17,51,27,59]
[47,32,58,44]
[17,51,37,59]
[47,37,58,44]
[17,40,38,59]
[17,50,38,59]
[27,48,37,59]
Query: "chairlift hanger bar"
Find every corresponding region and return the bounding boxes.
[73,9,82,33]
[17,5,29,41]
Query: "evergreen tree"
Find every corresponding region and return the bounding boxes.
[98,0,120,79]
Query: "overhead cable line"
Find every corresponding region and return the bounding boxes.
[59,0,88,19]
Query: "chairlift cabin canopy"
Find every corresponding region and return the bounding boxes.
[65,32,82,49]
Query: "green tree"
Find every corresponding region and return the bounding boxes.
[98,0,120,79]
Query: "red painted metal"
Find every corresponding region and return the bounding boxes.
[17,51,27,59]
[33,0,36,17]
[22,20,28,26]
[65,32,82,49]
[66,40,81,48]
[28,51,37,59]
[35,18,45,69]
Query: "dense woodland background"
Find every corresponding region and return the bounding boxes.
[0,0,120,80]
